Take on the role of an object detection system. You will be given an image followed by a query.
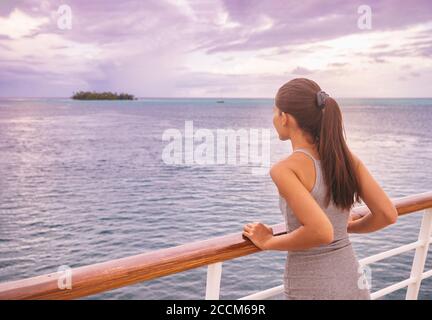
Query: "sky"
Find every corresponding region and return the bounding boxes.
[0,0,431,98]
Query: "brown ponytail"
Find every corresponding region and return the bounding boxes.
[275,78,360,210]
[318,97,360,210]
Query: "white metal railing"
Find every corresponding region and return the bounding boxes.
[204,208,432,300]
[1,192,430,300]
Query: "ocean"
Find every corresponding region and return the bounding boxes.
[0,97,431,299]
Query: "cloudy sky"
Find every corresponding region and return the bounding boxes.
[0,0,431,97]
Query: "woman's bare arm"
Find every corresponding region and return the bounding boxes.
[263,162,334,251]
[348,154,398,233]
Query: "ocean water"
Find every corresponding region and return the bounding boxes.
[0,97,431,300]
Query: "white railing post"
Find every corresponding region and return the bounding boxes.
[205,262,223,299]
[406,208,432,300]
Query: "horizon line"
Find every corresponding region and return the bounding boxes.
[1,96,432,100]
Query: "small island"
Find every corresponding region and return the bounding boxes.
[72,91,135,100]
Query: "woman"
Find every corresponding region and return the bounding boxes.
[242,78,398,300]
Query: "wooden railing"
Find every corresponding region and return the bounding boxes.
[0,191,431,300]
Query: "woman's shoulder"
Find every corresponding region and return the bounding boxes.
[270,152,321,193]
[270,153,306,181]
[270,158,294,181]
[270,155,295,172]
[271,152,316,174]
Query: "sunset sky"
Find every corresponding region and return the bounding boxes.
[0,0,431,98]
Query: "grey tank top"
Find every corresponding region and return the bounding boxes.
[279,148,352,255]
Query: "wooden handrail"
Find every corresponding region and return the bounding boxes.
[0,191,431,300]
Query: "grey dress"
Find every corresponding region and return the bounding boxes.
[279,148,371,300]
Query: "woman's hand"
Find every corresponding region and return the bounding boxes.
[348,212,364,223]
[347,212,366,232]
[242,222,274,250]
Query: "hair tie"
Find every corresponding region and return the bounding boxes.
[316,90,329,110]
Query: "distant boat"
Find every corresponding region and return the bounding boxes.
[216,100,224,103]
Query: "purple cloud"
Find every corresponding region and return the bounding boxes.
[201,0,432,53]
[0,0,431,97]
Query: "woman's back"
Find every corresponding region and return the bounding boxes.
[279,147,371,299]
[280,147,351,254]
